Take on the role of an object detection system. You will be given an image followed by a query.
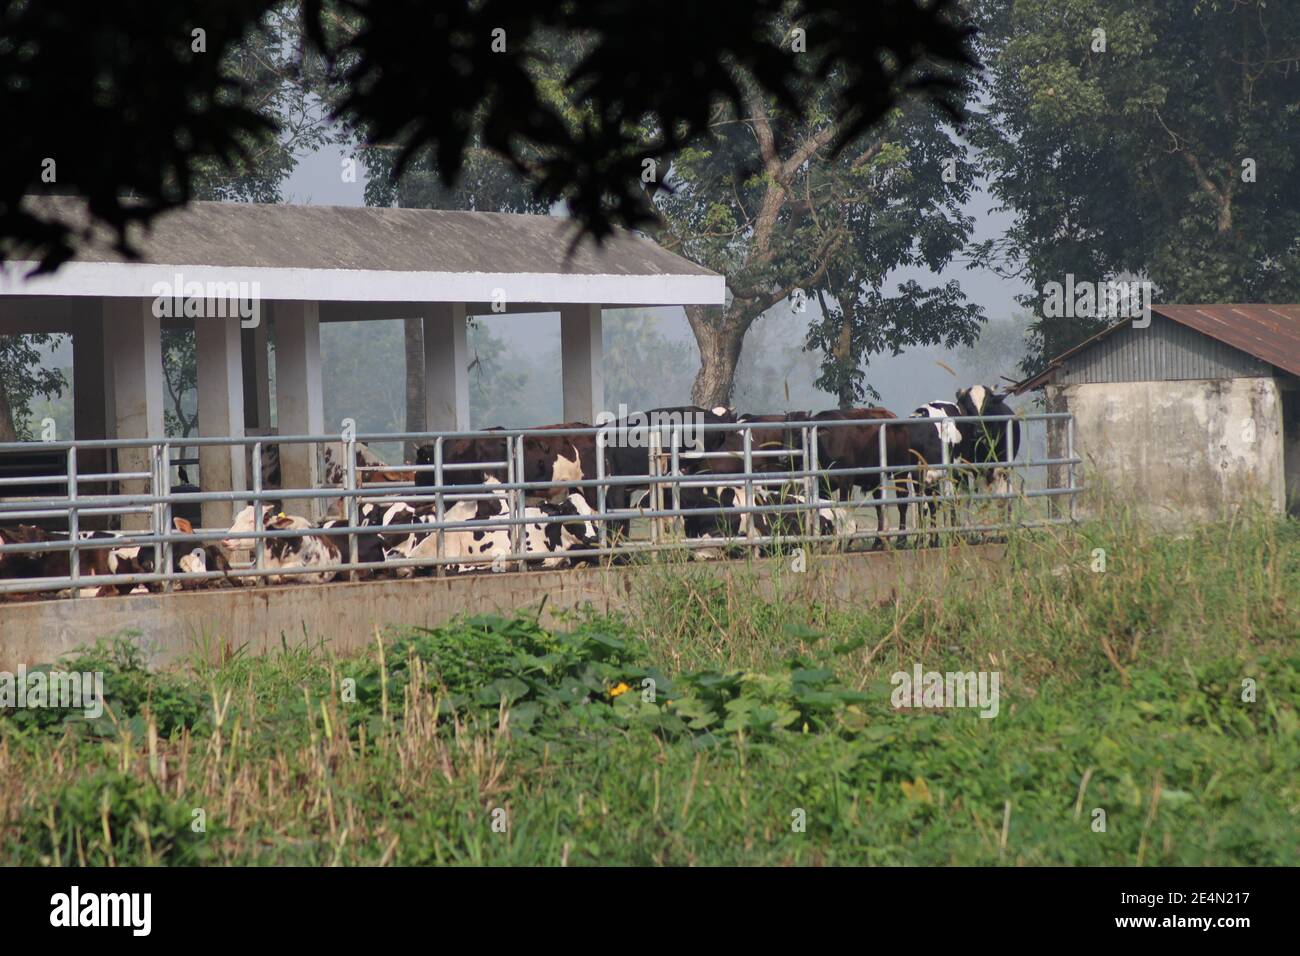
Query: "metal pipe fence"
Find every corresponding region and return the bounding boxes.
[0,412,1081,596]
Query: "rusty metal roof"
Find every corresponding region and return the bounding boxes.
[1013,304,1300,391]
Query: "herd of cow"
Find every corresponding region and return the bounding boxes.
[0,385,1019,598]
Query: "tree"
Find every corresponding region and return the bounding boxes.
[803,99,985,406]
[654,30,982,408]
[3,0,976,273]
[0,335,64,441]
[0,3,330,443]
[1,0,280,273]
[160,330,199,440]
[971,0,1300,375]
[653,78,856,407]
[465,322,533,426]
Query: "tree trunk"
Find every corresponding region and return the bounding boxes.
[686,305,752,409]
[835,308,855,409]
[403,317,425,462]
[0,378,17,442]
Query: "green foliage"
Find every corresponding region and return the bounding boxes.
[600,311,699,411]
[0,333,66,440]
[11,771,210,867]
[161,327,199,438]
[655,19,984,405]
[802,100,985,405]
[345,615,667,738]
[971,0,1300,374]
[2,636,204,738]
[320,318,407,442]
[2,515,1297,865]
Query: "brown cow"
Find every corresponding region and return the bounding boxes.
[0,524,152,595]
[322,441,415,487]
[416,423,599,507]
[415,428,507,491]
[679,411,808,479]
[812,408,913,546]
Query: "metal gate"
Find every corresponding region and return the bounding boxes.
[0,412,1080,597]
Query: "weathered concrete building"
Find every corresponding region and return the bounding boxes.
[1017,305,1300,523]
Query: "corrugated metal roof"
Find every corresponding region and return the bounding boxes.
[1156,305,1300,376]
[1013,304,1300,391]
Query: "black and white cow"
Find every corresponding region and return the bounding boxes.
[223,505,340,585]
[906,386,1021,539]
[395,478,599,573]
[678,481,856,559]
[953,386,1021,495]
[602,405,736,539]
[907,401,964,537]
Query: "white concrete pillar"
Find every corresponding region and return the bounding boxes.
[104,298,164,530]
[241,319,271,434]
[423,302,470,431]
[195,315,247,527]
[70,298,110,490]
[273,301,324,516]
[560,303,604,424]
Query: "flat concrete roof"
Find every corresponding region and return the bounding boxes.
[0,196,724,306]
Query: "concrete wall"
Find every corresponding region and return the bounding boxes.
[1051,377,1286,524]
[1284,388,1300,515]
[0,545,1003,671]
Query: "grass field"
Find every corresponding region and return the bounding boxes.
[1,511,1297,865]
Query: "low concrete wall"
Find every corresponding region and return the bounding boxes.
[1051,377,1286,524]
[0,545,1003,670]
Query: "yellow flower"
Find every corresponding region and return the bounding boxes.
[608,682,631,698]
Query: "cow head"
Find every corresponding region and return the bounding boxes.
[179,548,207,574]
[956,385,1010,417]
[222,504,308,550]
[174,517,233,577]
[224,504,270,549]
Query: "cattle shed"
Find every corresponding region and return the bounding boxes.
[0,197,724,526]
[1015,304,1300,523]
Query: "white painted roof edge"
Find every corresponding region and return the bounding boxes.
[0,261,726,306]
